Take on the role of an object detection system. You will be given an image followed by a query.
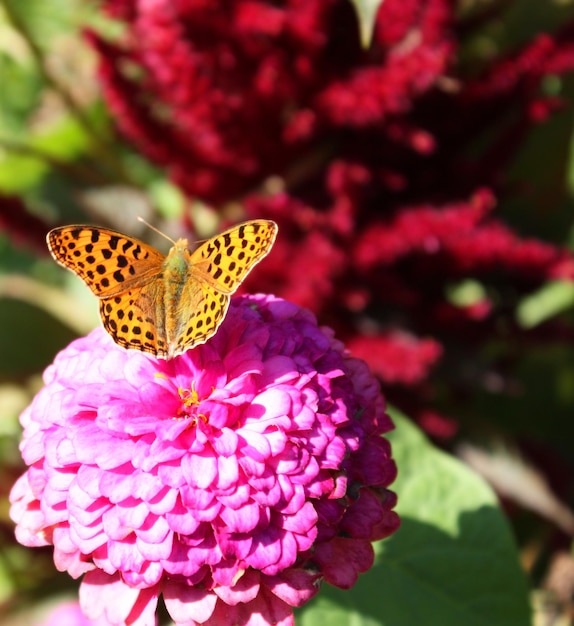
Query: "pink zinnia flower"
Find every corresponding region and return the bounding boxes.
[10,295,399,626]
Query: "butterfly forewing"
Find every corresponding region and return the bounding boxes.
[47,226,165,297]
[190,220,278,295]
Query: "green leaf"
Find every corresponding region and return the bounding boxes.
[349,0,385,48]
[0,111,94,193]
[2,0,87,48]
[148,179,185,218]
[0,297,78,376]
[517,280,574,328]
[297,411,530,626]
[0,52,43,134]
[0,150,47,193]
[446,279,487,307]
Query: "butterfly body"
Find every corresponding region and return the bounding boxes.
[47,220,278,359]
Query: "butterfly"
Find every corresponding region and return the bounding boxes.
[47,220,278,359]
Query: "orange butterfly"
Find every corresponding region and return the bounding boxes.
[47,220,278,358]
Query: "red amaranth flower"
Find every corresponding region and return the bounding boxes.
[10,295,398,626]
[87,0,341,202]
[347,333,443,386]
[88,0,455,201]
[0,195,52,255]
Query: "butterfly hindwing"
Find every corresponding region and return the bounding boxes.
[171,281,230,357]
[99,283,168,356]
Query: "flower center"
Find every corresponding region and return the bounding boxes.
[178,383,207,423]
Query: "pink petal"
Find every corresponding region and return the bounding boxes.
[208,586,294,626]
[80,571,159,625]
[182,453,217,489]
[164,581,217,624]
[216,454,239,489]
[264,568,322,606]
[220,501,260,533]
[260,356,299,386]
[213,569,260,605]
[314,537,375,588]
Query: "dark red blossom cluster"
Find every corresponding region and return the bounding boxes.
[0,195,50,255]
[87,0,574,433]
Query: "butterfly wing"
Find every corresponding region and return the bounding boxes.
[99,282,169,357]
[170,281,230,358]
[47,225,165,297]
[189,220,278,295]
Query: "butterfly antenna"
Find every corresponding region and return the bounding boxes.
[137,216,177,245]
